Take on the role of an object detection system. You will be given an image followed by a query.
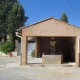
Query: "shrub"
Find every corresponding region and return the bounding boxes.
[0,42,12,54]
[31,50,35,57]
[0,42,2,45]
[0,42,3,52]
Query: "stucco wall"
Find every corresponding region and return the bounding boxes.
[22,18,80,37]
[21,18,80,66]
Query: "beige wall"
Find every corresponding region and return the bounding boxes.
[21,18,80,66]
[22,18,80,37]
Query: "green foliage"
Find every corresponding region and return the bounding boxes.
[60,13,68,23]
[0,42,12,54]
[7,2,28,31]
[7,1,28,51]
[0,0,18,39]
[31,50,35,57]
[0,0,28,51]
[9,33,15,51]
[0,42,2,45]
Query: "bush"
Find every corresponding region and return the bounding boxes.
[0,42,12,54]
[0,42,2,44]
[0,42,3,51]
[31,50,35,57]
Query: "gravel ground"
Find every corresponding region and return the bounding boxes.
[0,56,80,80]
[0,65,80,80]
[0,56,34,66]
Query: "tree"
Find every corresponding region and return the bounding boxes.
[60,13,68,23]
[0,0,28,52]
[7,2,28,50]
[0,0,18,41]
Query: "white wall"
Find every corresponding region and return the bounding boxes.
[18,43,35,56]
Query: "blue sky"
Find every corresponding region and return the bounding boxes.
[19,0,80,27]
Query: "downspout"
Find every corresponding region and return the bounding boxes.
[15,32,22,53]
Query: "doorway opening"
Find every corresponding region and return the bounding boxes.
[55,37,76,63]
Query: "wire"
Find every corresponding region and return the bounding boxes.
[68,0,80,17]
[66,0,80,21]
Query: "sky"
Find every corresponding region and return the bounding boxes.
[19,0,80,27]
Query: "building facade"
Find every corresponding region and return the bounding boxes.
[17,17,80,66]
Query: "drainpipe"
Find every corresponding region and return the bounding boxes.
[15,32,22,53]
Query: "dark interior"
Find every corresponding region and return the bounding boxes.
[38,37,76,63]
[55,37,75,63]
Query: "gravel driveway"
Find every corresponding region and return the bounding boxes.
[0,56,80,80]
[0,65,80,80]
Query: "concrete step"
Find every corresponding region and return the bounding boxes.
[28,58,42,63]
